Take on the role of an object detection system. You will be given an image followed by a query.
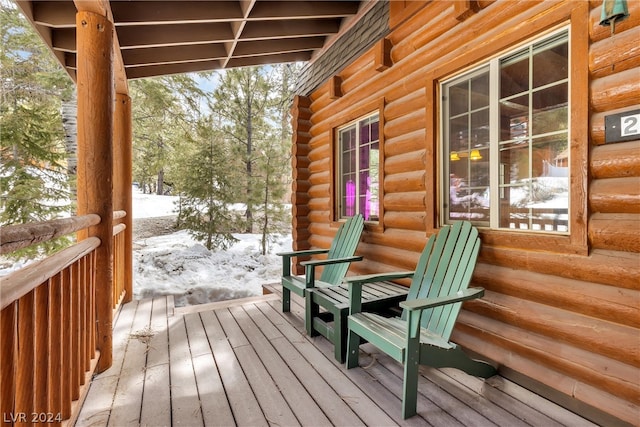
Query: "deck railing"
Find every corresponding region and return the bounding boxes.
[112,210,127,309]
[0,212,127,426]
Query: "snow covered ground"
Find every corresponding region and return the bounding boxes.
[0,189,292,307]
[131,189,292,306]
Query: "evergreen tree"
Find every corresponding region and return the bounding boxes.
[174,118,239,250]
[130,75,203,195]
[212,67,272,233]
[252,64,299,254]
[254,132,290,255]
[0,1,74,257]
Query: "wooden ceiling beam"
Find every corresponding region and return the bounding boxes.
[51,28,75,52]
[32,1,76,27]
[241,19,340,40]
[121,44,227,66]
[110,1,243,25]
[248,1,360,19]
[234,37,325,57]
[226,51,311,68]
[125,60,222,80]
[17,0,365,82]
[117,23,234,48]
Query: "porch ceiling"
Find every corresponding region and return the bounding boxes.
[16,0,365,83]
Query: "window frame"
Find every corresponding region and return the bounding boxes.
[441,27,571,235]
[331,99,386,230]
[427,2,589,255]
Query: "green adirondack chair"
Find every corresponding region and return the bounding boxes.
[277,214,364,313]
[345,221,497,419]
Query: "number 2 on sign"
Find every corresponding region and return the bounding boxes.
[621,114,640,137]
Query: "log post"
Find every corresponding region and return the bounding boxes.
[75,10,114,373]
[113,93,133,303]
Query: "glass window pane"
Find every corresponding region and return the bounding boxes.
[532,85,568,135]
[360,120,371,144]
[532,134,569,179]
[371,119,379,142]
[449,81,469,116]
[501,53,529,98]
[501,95,529,142]
[471,73,490,110]
[343,174,356,217]
[533,39,568,88]
[471,109,490,147]
[500,143,529,184]
[450,115,469,151]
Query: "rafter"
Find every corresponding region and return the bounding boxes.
[16,0,362,80]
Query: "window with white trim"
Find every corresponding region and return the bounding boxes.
[336,113,380,221]
[442,29,569,233]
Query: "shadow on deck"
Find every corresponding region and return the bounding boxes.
[76,284,595,426]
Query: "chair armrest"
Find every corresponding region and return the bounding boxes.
[276,249,330,257]
[277,249,330,277]
[299,256,363,289]
[344,271,415,285]
[400,288,485,311]
[345,270,413,315]
[300,255,363,268]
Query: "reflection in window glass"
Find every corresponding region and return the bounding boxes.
[443,29,569,233]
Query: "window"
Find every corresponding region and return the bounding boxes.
[442,29,569,233]
[337,113,380,221]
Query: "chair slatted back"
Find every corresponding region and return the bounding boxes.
[319,214,364,285]
[402,221,480,342]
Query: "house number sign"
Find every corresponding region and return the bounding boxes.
[605,108,640,144]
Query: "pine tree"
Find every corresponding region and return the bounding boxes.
[0,1,74,257]
[252,64,299,254]
[174,118,239,250]
[212,67,272,233]
[130,75,203,195]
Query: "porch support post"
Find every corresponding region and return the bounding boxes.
[76,10,114,373]
[113,93,133,303]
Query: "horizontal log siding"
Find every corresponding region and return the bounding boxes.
[295,0,639,424]
[291,96,313,275]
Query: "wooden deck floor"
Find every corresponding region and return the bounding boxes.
[76,284,595,427]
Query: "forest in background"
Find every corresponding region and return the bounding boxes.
[1,1,298,257]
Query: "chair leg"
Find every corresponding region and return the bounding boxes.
[345,329,361,369]
[305,292,319,336]
[402,340,420,419]
[334,310,345,363]
[282,287,291,312]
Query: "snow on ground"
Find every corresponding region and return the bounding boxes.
[132,189,292,307]
[0,189,292,307]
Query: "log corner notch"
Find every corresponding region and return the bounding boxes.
[454,0,480,21]
[375,38,393,72]
[329,75,343,99]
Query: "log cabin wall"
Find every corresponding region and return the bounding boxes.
[291,1,640,425]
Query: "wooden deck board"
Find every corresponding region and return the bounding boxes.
[77,288,596,427]
[140,297,171,427]
[76,300,139,427]
[228,305,334,426]
[254,301,401,427]
[168,314,204,426]
[109,298,153,427]
[200,310,265,427]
